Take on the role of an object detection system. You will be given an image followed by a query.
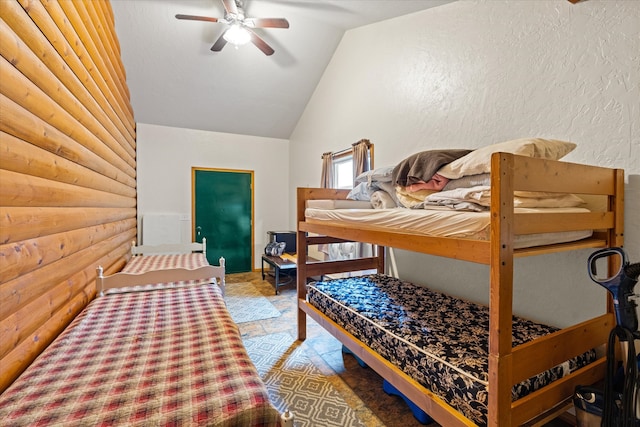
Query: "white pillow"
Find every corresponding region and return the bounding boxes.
[437,138,577,179]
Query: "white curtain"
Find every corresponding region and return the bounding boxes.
[320,151,334,188]
[352,138,371,181]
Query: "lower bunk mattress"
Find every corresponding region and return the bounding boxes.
[307,274,596,426]
[0,285,280,426]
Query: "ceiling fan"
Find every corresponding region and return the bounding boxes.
[176,0,289,56]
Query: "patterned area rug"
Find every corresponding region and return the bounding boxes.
[224,282,281,323]
[243,332,367,427]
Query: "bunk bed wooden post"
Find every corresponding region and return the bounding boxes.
[376,245,385,274]
[612,169,625,248]
[608,169,626,278]
[297,187,308,340]
[488,153,516,426]
[604,168,627,377]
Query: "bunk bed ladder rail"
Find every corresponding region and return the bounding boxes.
[488,152,624,426]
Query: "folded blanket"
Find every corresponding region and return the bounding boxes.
[370,190,397,209]
[428,186,492,205]
[348,177,400,206]
[396,186,439,208]
[419,200,488,212]
[424,186,585,211]
[406,173,450,192]
[423,186,489,211]
[347,182,371,201]
[392,149,472,187]
[442,173,491,191]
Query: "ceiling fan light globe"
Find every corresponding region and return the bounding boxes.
[223,24,251,46]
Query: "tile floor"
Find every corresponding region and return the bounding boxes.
[228,270,575,427]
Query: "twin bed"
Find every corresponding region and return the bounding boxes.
[0,241,283,426]
[98,238,226,296]
[296,143,625,426]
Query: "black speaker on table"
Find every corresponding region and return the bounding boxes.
[267,231,296,254]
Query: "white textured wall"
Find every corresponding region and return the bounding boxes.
[289,0,639,326]
[137,123,290,269]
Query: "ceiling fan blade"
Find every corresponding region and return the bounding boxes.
[175,14,219,23]
[221,0,238,15]
[248,29,274,56]
[245,18,289,29]
[211,33,228,51]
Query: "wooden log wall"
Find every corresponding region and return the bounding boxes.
[0,0,136,392]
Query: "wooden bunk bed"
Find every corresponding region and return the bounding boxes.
[0,242,285,426]
[295,152,625,426]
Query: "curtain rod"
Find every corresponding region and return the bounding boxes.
[320,139,371,159]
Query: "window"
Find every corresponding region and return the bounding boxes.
[333,153,354,189]
[321,139,373,190]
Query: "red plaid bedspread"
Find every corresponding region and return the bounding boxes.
[0,285,280,426]
[107,254,218,292]
[123,254,210,274]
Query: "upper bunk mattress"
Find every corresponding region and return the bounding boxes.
[307,274,596,426]
[0,285,280,426]
[304,206,592,248]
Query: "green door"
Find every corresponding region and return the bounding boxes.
[193,168,253,273]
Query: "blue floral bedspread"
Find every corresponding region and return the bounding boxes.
[307,274,595,426]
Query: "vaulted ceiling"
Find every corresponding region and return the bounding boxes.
[111,0,454,139]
